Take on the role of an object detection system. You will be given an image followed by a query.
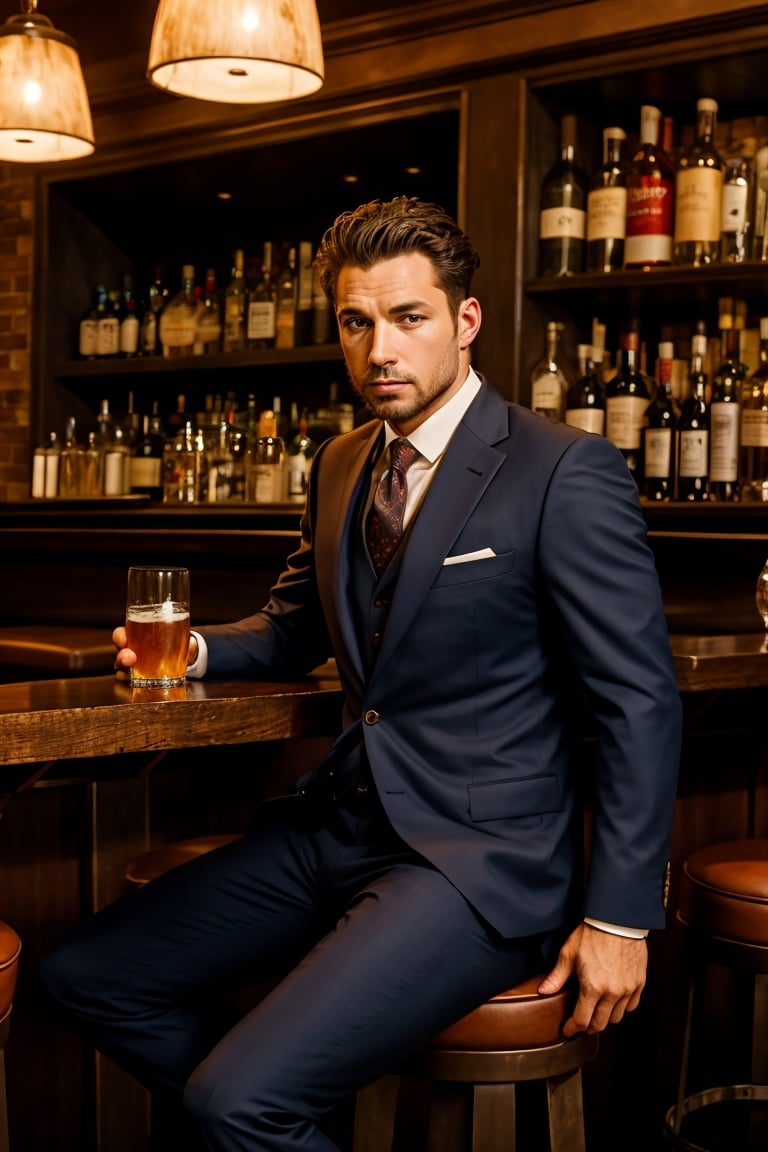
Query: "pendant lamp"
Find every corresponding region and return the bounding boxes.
[147,0,325,105]
[0,0,94,162]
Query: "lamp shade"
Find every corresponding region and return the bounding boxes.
[147,0,324,104]
[0,7,94,162]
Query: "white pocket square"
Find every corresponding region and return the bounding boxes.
[443,548,497,566]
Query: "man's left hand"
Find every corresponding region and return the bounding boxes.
[537,922,647,1036]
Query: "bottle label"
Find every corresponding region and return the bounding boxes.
[79,318,98,357]
[643,427,672,477]
[586,187,627,241]
[741,409,768,448]
[624,177,673,259]
[247,301,276,341]
[539,205,586,241]
[160,305,197,352]
[679,430,709,478]
[722,182,748,233]
[565,408,605,435]
[605,395,647,449]
[130,456,162,489]
[531,373,565,418]
[96,316,120,357]
[120,315,139,356]
[674,168,723,243]
[709,402,740,481]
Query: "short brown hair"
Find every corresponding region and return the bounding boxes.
[313,196,480,315]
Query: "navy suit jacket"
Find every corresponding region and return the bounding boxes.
[201,377,682,939]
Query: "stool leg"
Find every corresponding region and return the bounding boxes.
[470,1082,516,1152]
[0,1048,9,1152]
[426,1082,469,1152]
[353,1074,400,1152]
[546,1067,587,1152]
[671,967,697,1136]
[749,972,768,1151]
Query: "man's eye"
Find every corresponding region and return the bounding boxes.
[342,317,369,330]
[400,314,423,325]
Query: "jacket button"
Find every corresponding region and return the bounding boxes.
[364,709,380,725]
[372,631,382,646]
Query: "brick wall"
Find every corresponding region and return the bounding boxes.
[0,164,33,503]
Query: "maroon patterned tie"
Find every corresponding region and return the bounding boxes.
[366,438,420,577]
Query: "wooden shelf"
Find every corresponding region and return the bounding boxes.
[51,342,344,379]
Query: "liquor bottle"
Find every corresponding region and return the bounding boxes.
[194,267,221,355]
[130,404,164,500]
[247,242,277,349]
[604,326,653,486]
[80,431,104,497]
[245,409,284,503]
[586,126,627,272]
[165,393,188,438]
[285,408,316,503]
[676,329,710,501]
[709,298,743,501]
[32,431,60,498]
[296,240,314,345]
[564,343,605,434]
[159,265,197,358]
[624,105,675,268]
[163,419,201,504]
[59,417,84,498]
[103,425,130,496]
[275,246,298,349]
[78,289,99,359]
[673,98,724,266]
[119,275,140,357]
[720,158,751,264]
[739,315,768,502]
[530,321,572,422]
[537,113,588,276]
[643,342,677,501]
[95,287,119,358]
[96,397,114,449]
[753,141,768,261]
[222,249,246,353]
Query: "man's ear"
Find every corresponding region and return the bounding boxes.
[458,297,482,349]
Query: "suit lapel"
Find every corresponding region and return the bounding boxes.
[373,383,510,675]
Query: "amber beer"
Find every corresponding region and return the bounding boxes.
[126,566,190,688]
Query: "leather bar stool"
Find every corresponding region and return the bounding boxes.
[124,833,244,890]
[353,975,599,1152]
[0,625,115,682]
[0,922,21,1152]
[664,839,768,1151]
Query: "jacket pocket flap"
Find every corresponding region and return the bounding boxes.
[468,775,561,822]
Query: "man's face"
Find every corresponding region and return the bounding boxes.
[334,252,481,436]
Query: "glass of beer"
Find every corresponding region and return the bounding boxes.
[126,566,190,688]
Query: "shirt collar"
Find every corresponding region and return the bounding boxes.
[381,367,482,464]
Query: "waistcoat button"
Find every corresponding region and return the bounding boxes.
[364,710,380,725]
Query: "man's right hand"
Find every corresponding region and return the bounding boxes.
[111,627,199,679]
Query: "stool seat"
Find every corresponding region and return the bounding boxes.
[679,839,768,948]
[124,833,244,889]
[0,625,115,676]
[427,975,570,1052]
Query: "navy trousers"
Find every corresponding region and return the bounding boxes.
[40,789,551,1151]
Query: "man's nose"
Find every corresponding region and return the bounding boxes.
[368,324,396,366]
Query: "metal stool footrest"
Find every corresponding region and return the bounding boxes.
[664,1084,768,1152]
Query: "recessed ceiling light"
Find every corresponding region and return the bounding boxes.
[342,173,359,184]
[217,190,233,200]
[405,166,422,175]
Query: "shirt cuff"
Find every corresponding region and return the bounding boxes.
[583,918,648,939]
[186,631,208,679]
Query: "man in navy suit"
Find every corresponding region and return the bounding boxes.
[41,197,682,1151]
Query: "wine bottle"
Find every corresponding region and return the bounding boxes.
[245,409,284,504]
[739,315,768,502]
[624,105,675,268]
[586,126,627,272]
[222,249,246,353]
[564,343,605,434]
[673,98,724,266]
[720,158,751,264]
[159,265,197,358]
[530,321,572,422]
[537,114,588,277]
[709,298,743,501]
[643,342,676,501]
[676,330,710,502]
[604,326,653,486]
[247,241,277,350]
[119,275,140,357]
[285,408,316,503]
[130,404,165,500]
[195,267,222,355]
[753,141,768,260]
[275,246,298,350]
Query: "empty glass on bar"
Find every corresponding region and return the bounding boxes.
[126,566,190,688]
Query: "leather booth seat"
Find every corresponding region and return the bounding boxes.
[0,922,21,1152]
[0,625,115,680]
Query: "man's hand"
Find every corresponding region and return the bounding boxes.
[537,922,647,1036]
[111,626,199,680]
